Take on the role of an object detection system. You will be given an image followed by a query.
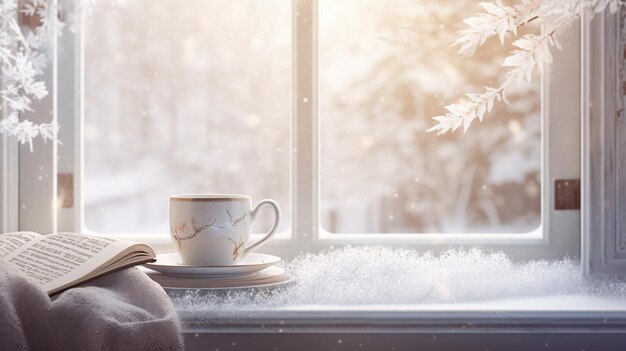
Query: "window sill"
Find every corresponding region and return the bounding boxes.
[177,294,626,333]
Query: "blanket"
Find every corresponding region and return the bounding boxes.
[0,262,183,351]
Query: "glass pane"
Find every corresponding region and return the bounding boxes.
[84,0,291,233]
[320,0,541,233]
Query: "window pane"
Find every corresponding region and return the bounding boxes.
[84,0,291,233]
[320,0,541,233]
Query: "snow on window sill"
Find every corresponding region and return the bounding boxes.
[169,247,626,331]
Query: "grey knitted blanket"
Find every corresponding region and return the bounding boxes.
[0,262,183,351]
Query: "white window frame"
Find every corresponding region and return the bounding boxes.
[305,1,580,261]
[1,1,58,235]
[581,8,626,275]
[7,0,585,261]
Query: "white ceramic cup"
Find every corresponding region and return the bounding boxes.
[169,194,280,266]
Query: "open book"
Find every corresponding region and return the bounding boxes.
[0,232,155,296]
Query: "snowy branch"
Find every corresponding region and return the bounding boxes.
[454,0,538,56]
[428,85,507,134]
[0,114,56,151]
[0,0,92,150]
[429,0,623,135]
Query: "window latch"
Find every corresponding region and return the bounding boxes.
[555,179,580,210]
[57,173,73,209]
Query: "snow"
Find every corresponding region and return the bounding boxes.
[172,247,626,317]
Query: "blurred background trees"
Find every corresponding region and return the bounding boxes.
[84,0,541,234]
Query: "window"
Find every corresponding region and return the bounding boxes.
[83,0,291,234]
[319,0,541,234]
[42,0,583,260]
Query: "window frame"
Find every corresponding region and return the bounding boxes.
[8,0,583,261]
[581,7,626,275]
[288,0,581,260]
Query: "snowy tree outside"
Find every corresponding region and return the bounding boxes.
[84,0,544,234]
[320,0,542,233]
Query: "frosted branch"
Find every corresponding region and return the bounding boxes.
[427,83,509,134]
[0,0,91,150]
[0,114,57,151]
[430,0,624,135]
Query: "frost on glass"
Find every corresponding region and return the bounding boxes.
[320,0,543,234]
[84,0,291,233]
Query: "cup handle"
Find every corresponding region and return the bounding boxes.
[244,199,281,255]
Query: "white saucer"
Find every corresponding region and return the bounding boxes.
[143,253,281,278]
[164,278,296,295]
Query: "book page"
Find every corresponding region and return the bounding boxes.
[3,232,136,293]
[0,232,43,259]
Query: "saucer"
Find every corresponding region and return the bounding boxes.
[143,253,281,278]
[163,278,296,297]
